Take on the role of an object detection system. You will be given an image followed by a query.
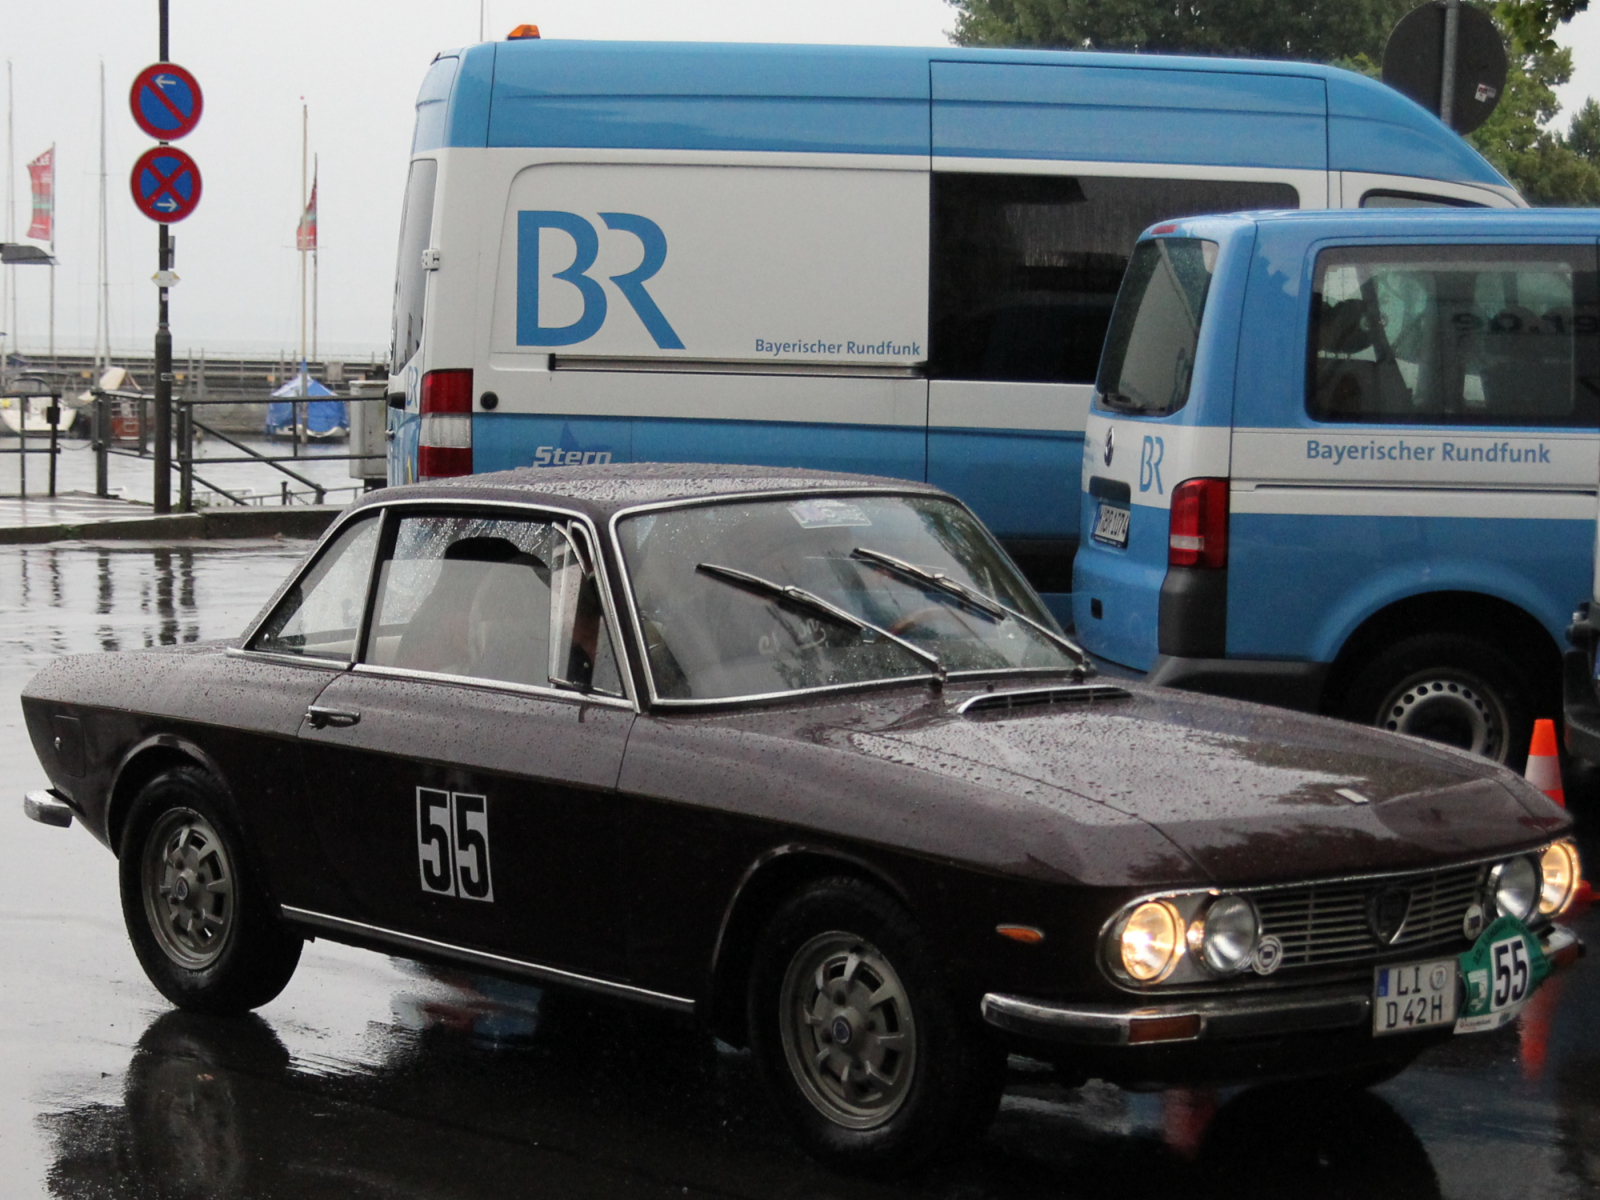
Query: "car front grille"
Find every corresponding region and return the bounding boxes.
[1251,863,1487,971]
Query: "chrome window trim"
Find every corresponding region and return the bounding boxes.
[224,647,353,672]
[237,496,640,710]
[280,906,693,1012]
[350,661,634,710]
[605,485,1064,708]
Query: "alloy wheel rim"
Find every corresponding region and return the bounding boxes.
[142,808,235,968]
[1377,671,1508,762]
[778,931,917,1130]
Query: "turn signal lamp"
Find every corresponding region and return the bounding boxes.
[508,24,541,38]
[418,368,473,479]
[1120,901,1183,982]
[1168,477,1229,569]
[996,925,1045,945]
[1539,840,1581,916]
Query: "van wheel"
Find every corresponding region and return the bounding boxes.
[1340,634,1535,768]
[746,878,1005,1174]
[119,766,303,1014]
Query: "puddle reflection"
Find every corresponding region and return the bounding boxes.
[41,974,1444,1200]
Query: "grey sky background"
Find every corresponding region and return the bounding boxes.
[2,0,1594,366]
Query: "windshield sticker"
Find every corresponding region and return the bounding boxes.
[787,500,872,529]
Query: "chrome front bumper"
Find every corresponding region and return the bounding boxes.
[982,925,1583,1047]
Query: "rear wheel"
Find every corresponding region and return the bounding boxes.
[1340,633,1539,768]
[747,878,1005,1174]
[119,766,302,1014]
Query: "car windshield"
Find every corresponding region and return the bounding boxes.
[618,494,1080,700]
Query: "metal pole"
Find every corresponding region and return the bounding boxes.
[94,392,108,496]
[152,0,172,513]
[178,398,192,511]
[47,394,58,498]
[1440,0,1460,129]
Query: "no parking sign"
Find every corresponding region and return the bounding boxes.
[129,63,203,140]
[130,146,202,223]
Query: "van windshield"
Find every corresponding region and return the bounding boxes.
[1096,238,1218,417]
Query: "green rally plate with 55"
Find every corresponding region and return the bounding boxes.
[1372,916,1551,1037]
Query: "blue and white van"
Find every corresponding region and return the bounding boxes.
[1074,209,1600,765]
[388,35,1522,615]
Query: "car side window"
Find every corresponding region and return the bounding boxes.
[366,513,555,686]
[250,515,382,661]
[1307,244,1600,427]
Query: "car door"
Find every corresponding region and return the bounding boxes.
[295,505,635,979]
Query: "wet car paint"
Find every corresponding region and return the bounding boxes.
[5,537,1600,1197]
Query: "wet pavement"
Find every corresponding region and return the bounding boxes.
[4,538,1600,1199]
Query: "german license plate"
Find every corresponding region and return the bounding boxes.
[1373,958,1457,1035]
[1092,502,1130,548]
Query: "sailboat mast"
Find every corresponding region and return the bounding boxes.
[299,103,307,372]
[96,62,109,374]
[5,60,14,389]
[312,152,318,364]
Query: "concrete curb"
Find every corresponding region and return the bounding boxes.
[0,505,346,545]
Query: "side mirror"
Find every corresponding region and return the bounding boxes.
[386,393,405,410]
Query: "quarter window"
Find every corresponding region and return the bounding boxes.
[251,515,381,661]
[930,174,1298,384]
[1096,238,1219,418]
[1308,244,1600,426]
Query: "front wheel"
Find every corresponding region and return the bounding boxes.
[119,766,302,1014]
[747,878,1005,1174]
[1339,633,1538,768]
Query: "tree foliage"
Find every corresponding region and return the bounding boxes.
[946,0,1599,204]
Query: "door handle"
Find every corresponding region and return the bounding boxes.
[306,705,361,729]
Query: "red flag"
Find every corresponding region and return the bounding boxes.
[296,177,317,251]
[26,148,53,243]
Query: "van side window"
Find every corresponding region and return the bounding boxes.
[929,175,1298,385]
[1307,244,1600,427]
[1360,190,1485,208]
[391,159,439,374]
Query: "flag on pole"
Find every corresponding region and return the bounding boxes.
[27,148,54,244]
[296,176,318,251]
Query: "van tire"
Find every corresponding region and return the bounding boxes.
[1339,633,1536,768]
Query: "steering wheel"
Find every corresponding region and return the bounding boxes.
[886,605,954,637]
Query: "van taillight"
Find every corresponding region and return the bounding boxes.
[1168,478,1229,569]
[418,369,473,479]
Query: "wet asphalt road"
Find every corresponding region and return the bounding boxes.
[4,539,1600,1199]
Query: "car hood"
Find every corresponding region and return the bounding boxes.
[845,682,1567,886]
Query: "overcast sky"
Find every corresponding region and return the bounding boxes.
[2,0,1594,365]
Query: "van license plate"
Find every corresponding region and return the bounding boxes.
[1372,959,1457,1035]
[1092,503,1130,548]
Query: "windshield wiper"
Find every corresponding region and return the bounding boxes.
[1099,389,1142,412]
[695,562,945,687]
[849,546,1092,674]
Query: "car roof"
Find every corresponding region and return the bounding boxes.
[350,462,950,523]
[1148,207,1600,243]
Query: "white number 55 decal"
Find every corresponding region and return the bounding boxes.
[416,787,494,902]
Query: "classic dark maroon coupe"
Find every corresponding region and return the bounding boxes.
[21,465,1585,1171]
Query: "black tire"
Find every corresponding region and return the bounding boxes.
[118,766,302,1014]
[1339,633,1539,768]
[746,877,1006,1174]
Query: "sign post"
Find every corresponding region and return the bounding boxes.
[127,0,204,514]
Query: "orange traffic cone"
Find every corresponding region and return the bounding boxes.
[1525,719,1565,808]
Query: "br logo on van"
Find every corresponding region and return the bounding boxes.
[517,211,684,350]
[1139,435,1165,494]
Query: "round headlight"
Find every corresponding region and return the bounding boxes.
[1539,841,1581,916]
[1199,895,1260,974]
[1491,855,1540,922]
[1120,901,1183,982]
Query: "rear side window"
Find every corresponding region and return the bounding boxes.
[1095,238,1219,417]
[390,159,439,374]
[1308,244,1600,427]
[930,175,1296,384]
[1361,190,1485,209]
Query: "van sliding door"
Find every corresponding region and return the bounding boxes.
[929,61,1324,611]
